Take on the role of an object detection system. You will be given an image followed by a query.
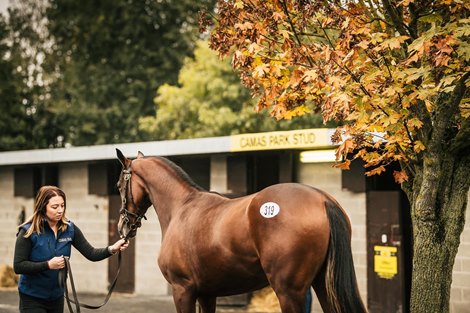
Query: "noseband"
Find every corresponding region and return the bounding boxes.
[119,168,147,241]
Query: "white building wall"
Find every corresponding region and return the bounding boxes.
[0,167,34,267]
[134,207,168,295]
[59,162,110,294]
[451,193,470,313]
[297,162,367,312]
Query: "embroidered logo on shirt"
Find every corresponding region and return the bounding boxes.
[58,237,72,242]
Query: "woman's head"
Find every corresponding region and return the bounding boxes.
[21,186,69,237]
[34,186,67,218]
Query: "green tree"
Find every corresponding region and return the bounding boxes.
[46,0,217,146]
[4,0,216,148]
[207,1,469,313]
[4,0,80,148]
[0,11,35,150]
[140,40,327,140]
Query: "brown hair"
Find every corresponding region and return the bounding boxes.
[19,186,69,238]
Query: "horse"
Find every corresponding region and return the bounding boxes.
[115,149,367,313]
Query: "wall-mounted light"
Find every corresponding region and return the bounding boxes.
[300,149,337,163]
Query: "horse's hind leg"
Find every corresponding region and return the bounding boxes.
[197,296,216,313]
[171,285,198,313]
[262,251,323,312]
[272,286,309,313]
[312,266,334,313]
[263,248,324,313]
[268,268,313,313]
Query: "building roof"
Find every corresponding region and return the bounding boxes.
[0,128,336,166]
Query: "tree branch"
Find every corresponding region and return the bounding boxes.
[448,71,470,155]
[407,2,420,39]
[434,71,470,139]
[381,0,409,37]
[279,0,315,67]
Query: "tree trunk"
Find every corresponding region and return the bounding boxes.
[410,214,461,313]
[407,150,469,313]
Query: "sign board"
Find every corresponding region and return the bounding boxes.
[230,128,332,152]
[374,245,398,279]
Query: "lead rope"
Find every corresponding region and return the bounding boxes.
[61,252,122,312]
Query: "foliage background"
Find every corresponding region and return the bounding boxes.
[1,0,218,150]
[0,0,332,152]
[139,40,330,140]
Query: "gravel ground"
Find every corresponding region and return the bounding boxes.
[0,288,263,313]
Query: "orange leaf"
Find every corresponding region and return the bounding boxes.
[413,140,426,153]
[335,138,355,160]
[365,166,386,176]
[393,170,409,183]
[333,159,351,170]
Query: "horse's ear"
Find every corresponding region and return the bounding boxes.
[116,148,131,168]
[137,151,145,158]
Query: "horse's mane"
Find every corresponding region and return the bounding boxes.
[155,156,205,191]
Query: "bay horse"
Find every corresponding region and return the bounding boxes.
[115,149,367,313]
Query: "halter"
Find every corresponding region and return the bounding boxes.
[119,168,147,241]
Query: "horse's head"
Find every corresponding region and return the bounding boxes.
[116,149,151,241]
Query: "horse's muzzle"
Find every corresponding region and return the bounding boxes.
[117,221,136,242]
[121,229,137,241]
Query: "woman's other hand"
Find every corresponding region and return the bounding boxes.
[48,256,65,269]
[109,239,129,254]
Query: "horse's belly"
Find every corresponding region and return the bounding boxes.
[160,248,267,296]
[197,269,269,296]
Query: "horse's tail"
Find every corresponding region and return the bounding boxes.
[324,198,367,313]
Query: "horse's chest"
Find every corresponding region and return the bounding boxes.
[158,230,201,266]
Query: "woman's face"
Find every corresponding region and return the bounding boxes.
[45,195,65,224]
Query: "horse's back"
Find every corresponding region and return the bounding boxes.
[248,183,331,227]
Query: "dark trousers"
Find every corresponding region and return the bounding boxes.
[305,288,312,313]
[19,292,64,313]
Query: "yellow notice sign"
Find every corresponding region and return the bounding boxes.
[374,245,398,279]
[230,128,332,152]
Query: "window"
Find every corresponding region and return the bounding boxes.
[14,165,58,198]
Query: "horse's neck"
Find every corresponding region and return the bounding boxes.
[138,160,197,233]
[150,184,197,236]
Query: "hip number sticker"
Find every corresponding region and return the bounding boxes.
[260,202,280,218]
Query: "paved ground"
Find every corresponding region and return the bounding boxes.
[0,288,255,313]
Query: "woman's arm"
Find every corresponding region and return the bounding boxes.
[13,228,49,274]
[72,225,111,261]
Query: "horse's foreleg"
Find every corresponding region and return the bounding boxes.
[197,296,216,313]
[172,285,197,313]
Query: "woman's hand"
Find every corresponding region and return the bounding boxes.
[109,239,129,254]
[48,256,65,269]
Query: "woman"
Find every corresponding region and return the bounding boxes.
[13,185,129,313]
